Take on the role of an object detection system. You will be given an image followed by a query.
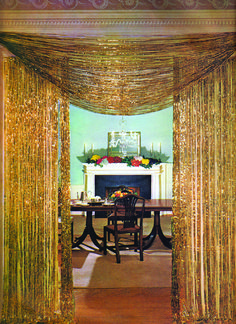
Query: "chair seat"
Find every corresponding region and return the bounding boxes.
[105,224,141,233]
[107,211,138,240]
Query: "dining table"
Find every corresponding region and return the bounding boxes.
[70,198,172,250]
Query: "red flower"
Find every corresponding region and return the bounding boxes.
[113,156,122,163]
[107,156,114,163]
[131,158,142,167]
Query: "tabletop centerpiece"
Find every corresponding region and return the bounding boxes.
[108,188,136,201]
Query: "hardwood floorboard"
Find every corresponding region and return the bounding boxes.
[73,287,173,324]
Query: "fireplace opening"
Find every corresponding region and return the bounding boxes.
[95,175,151,218]
[95,175,151,198]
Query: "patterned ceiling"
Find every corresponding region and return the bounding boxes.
[0,0,235,10]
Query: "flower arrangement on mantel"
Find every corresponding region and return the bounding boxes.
[87,155,161,169]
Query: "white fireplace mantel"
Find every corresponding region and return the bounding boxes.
[83,162,173,199]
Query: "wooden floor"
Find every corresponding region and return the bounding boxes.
[71,215,173,323]
[73,287,173,323]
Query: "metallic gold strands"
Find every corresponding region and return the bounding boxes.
[59,93,74,323]
[172,57,236,323]
[2,57,72,323]
[1,32,235,323]
[0,32,234,116]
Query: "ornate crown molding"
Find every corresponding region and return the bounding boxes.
[0,10,235,36]
[0,0,235,10]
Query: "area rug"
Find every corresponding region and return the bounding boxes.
[70,214,172,289]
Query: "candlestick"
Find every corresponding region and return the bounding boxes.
[84,143,86,155]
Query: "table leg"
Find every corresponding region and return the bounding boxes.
[156,212,172,249]
[143,211,172,249]
[142,213,157,250]
[72,211,103,250]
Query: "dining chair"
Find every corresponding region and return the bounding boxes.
[107,186,135,241]
[103,194,145,263]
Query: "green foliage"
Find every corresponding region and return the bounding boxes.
[77,146,165,168]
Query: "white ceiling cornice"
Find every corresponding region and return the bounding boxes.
[0,10,235,36]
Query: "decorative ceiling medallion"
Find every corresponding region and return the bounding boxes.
[121,0,139,10]
[180,0,199,10]
[31,0,49,10]
[212,0,229,9]
[1,0,18,9]
[89,0,109,10]
[151,0,169,10]
[0,0,235,10]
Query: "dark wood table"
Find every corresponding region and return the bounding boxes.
[71,199,172,250]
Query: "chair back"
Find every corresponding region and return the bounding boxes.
[114,194,145,229]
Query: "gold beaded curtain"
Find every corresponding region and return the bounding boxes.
[172,57,236,322]
[0,32,235,116]
[3,58,73,323]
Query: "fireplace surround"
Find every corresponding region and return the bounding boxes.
[83,163,173,200]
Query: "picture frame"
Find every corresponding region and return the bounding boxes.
[108,131,141,157]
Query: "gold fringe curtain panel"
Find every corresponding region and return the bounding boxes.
[1,32,235,323]
[2,57,73,323]
[172,57,236,323]
[59,94,74,322]
[0,32,235,116]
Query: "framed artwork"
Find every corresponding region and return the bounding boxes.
[108,131,141,157]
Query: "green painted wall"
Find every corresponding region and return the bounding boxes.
[70,105,173,185]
